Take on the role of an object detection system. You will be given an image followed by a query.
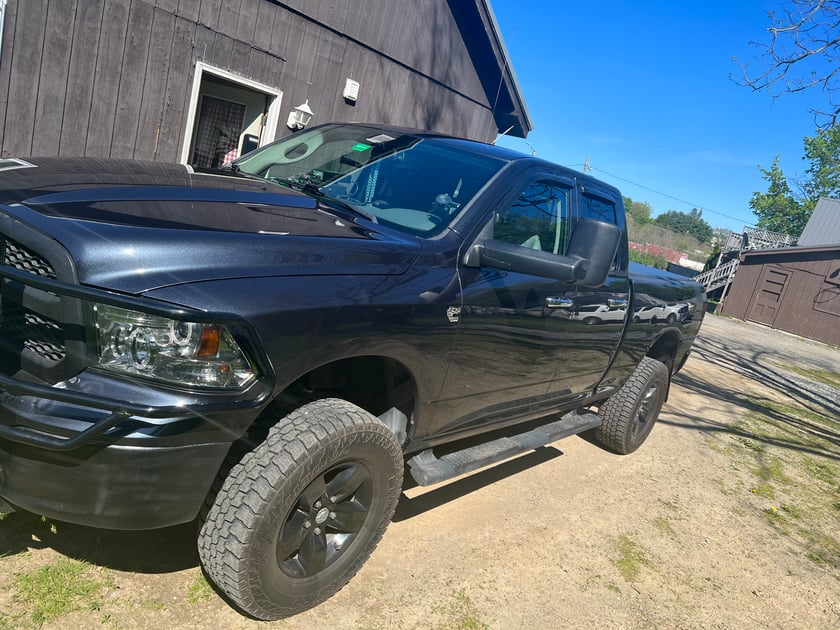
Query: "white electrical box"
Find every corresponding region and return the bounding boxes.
[343,78,360,102]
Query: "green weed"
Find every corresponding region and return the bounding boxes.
[11,558,115,625]
[614,534,652,582]
[438,590,488,630]
[750,483,776,499]
[187,572,214,604]
[719,395,840,568]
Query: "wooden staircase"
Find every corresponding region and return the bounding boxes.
[693,227,796,293]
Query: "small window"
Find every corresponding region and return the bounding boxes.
[494,182,571,255]
[581,194,617,225]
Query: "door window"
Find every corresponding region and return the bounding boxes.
[580,193,617,224]
[494,182,571,255]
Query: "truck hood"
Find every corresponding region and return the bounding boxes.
[0,157,420,294]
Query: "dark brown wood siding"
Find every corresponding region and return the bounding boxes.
[0,0,501,162]
[721,248,840,346]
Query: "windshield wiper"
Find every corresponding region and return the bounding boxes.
[227,163,271,184]
[230,169,376,223]
[301,184,377,222]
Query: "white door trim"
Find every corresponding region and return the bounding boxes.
[180,62,283,164]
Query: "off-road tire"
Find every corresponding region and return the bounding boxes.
[593,357,669,454]
[198,398,403,620]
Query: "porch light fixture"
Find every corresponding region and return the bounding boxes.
[286,100,314,130]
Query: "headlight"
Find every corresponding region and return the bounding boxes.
[94,304,257,389]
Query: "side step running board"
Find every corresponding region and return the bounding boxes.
[407,411,601,486]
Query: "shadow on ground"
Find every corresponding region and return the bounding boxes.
[663,319,840,461]
[0,510,199,573]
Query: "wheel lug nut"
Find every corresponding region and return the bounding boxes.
[304,520,311,528]
[329,512,336,519]
[313,527,321,535]
[314,500,322,508]
[330,496,338,503]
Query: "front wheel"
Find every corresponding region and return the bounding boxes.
[198,398,403,620]
[592,357,669,454]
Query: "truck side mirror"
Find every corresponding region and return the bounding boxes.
[464,218,621,288]
[568,218,622,287]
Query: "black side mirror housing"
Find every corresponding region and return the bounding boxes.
[465,218,621,287]
[567,218,622,287]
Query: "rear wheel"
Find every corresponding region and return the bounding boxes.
[198,398,403,620]
[592,357,669,454]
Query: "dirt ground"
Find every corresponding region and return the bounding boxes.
[1,314,838,629]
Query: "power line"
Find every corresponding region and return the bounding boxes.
[578,165,751,227]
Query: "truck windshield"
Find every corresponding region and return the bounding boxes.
[231,124,505,237]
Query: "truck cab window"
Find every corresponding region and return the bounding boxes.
[580,193,617,225]
[494,182,571,255]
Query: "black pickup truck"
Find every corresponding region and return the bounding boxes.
[0,123,704,619]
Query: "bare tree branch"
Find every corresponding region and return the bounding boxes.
[733,0,840,129]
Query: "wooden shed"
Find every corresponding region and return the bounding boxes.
[0,0,530,166]
[720,245,840,346]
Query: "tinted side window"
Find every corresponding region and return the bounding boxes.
[580,193,617,224]
[494,182,571,255]
[580,192,627,271]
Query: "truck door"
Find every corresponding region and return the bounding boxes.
[429,175,588,437]
[544,183,631,399]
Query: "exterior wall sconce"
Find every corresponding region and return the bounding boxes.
[286,100,314,130]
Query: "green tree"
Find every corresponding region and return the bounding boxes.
[749,155,809,235]
[802,124,840,205]
[623,196,653,224]
[653,208,714,243]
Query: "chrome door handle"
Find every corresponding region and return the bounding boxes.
[546,297,574,309]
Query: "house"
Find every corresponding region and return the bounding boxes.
[719,198,840,346]
[0,0,531,166]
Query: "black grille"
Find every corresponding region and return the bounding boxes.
[3,238,57,279]
[1,235,67,369]
[22,311,67,361]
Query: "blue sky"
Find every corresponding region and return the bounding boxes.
[490,0,830,234]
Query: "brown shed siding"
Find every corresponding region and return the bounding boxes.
[721,247,840,346]
[0,0,508,163]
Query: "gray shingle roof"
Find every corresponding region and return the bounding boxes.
[798,197,840,246]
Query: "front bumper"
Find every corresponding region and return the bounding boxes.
[0,214,274,528]
[0,368,269,529]
[0,439,230,529]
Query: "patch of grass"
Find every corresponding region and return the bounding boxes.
[141,598,167,612]
[703,435,732,455]
[753,456,789,484]
[719,396,840,569]
[780,503,801,518]
[712,477,737,496]
[653,516,676,536]
[614,534,652,582]
[735,436,764,452]
[783,364,840,389]
[11,558,115,626]
[807,552,827,565]
[801,457,838,485]
[750,483,775,499]
[763,506,784,523]
[438,590,488,630]
[187,572,214,604]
